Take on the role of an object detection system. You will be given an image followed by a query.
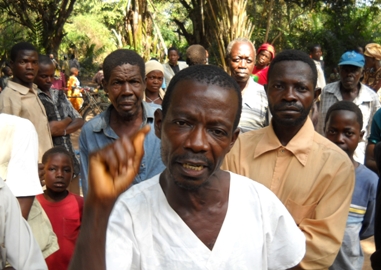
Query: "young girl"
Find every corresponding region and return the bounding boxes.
[37,146,84,270]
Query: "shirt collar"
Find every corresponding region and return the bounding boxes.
[325,81,374,104]
[92,101,157,133]
[7,80,38,95]
[254,117,315,166]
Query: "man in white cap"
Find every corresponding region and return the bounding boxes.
[363,43,381,93]
[317,50,380,163]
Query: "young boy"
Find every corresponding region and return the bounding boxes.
[324,101,378,270]
[37,147,84,270]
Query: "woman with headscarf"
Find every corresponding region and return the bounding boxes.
[251,43,275,85]
[363,43,381,94]
[143,60,165,105]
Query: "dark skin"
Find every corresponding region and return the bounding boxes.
[43,153,73,202]
[339,65,362,101]
[265,61,319,145]
[156,80,239,249]
[145,70,163,105]
[34,62,84,137]
[103,64,144,138]
[228,42,255,91]
[69,80,240,269]
[10,50,38,90]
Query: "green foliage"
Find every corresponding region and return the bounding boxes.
[60,14,117,76]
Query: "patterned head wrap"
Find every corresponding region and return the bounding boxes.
[364,43,381,61]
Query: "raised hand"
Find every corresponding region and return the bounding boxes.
[87,125,150,204]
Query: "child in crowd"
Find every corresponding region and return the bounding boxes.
[67,67,83,111]
[36,147,84,270]
[324,101,378,270]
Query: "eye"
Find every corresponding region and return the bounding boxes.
[345,131,354,137]
[210,129,227,137]
[175,120,188,126]
[48,167,55,171]
[327,129,336,135]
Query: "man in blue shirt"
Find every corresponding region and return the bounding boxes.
[79,49,165,197]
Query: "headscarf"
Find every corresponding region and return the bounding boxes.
[145,60,164,76]
[257,43,276,60]
[364,43,381,61]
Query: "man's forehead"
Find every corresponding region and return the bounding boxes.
[110,63,141,74]
[269,61,313,80]
[231,42,255,55]
[17,50,38,58]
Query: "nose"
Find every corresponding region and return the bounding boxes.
[335,133,345,144]
[121,82,134,95]
[282,87,297,102]
[25,62,34,69]
[184,125,209,153]
[56,168,63,177]
[238,59,248,69]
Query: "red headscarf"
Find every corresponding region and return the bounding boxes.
[257,43,275,60]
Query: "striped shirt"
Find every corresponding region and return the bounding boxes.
[239,77,269,132]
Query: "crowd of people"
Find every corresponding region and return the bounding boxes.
[0,38,381,270]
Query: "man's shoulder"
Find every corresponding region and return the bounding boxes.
[312,131,353,165]
[322,81,340,94]
[360,83,380,101]
[356,164,378,186]
[115,175,161,208]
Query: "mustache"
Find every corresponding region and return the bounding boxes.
[273,102,303,112]
[174,152,212,167]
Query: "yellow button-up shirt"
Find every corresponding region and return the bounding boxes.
[0,80,53,161]
[223,118,355,269]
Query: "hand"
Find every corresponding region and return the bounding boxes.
[87,125,150,204]
[38,163,45,186]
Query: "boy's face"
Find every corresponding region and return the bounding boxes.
[324,110,364,158]
[44,153,73,193]
[10,50,38,87]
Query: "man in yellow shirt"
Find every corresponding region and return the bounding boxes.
[223,50,355,269]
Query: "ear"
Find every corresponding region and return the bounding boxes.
[314,87,321,101]
[360,130,365,141]
[102,79,108,93]
[227,128,241,152]
[154,109,163,139]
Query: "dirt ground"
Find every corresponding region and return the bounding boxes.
[71,128,376,269]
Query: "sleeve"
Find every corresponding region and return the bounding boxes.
[297,159,355,269]
[3,183,47,269]
[79,128,89,198]
[368,108,381,144]
[106,199,140,269]
[63,93,81,119]
[360,175,378,240]
[367,98,381,140]
[261,187,306,270]
[7,118,43,197]
[0,90,22,116]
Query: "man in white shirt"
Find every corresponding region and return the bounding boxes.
[70,65,305,270]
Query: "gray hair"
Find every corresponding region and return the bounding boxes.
[225,38,256,60]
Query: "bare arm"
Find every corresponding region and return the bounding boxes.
[16,196,35,220]
[65,118,84,134]
[69,125,149,270]
[49,117,72,136]
[365,143,378,174]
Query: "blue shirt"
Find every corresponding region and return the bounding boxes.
[79,101,165,197]
[330,164,378,270]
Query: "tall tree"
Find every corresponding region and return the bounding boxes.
[0,0,77,55]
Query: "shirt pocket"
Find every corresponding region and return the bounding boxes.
[64,218,80,241]
[285,199,318,225]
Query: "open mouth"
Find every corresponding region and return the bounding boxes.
[183,163,204,171]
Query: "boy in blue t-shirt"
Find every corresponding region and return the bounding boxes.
[324,100,378,270]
